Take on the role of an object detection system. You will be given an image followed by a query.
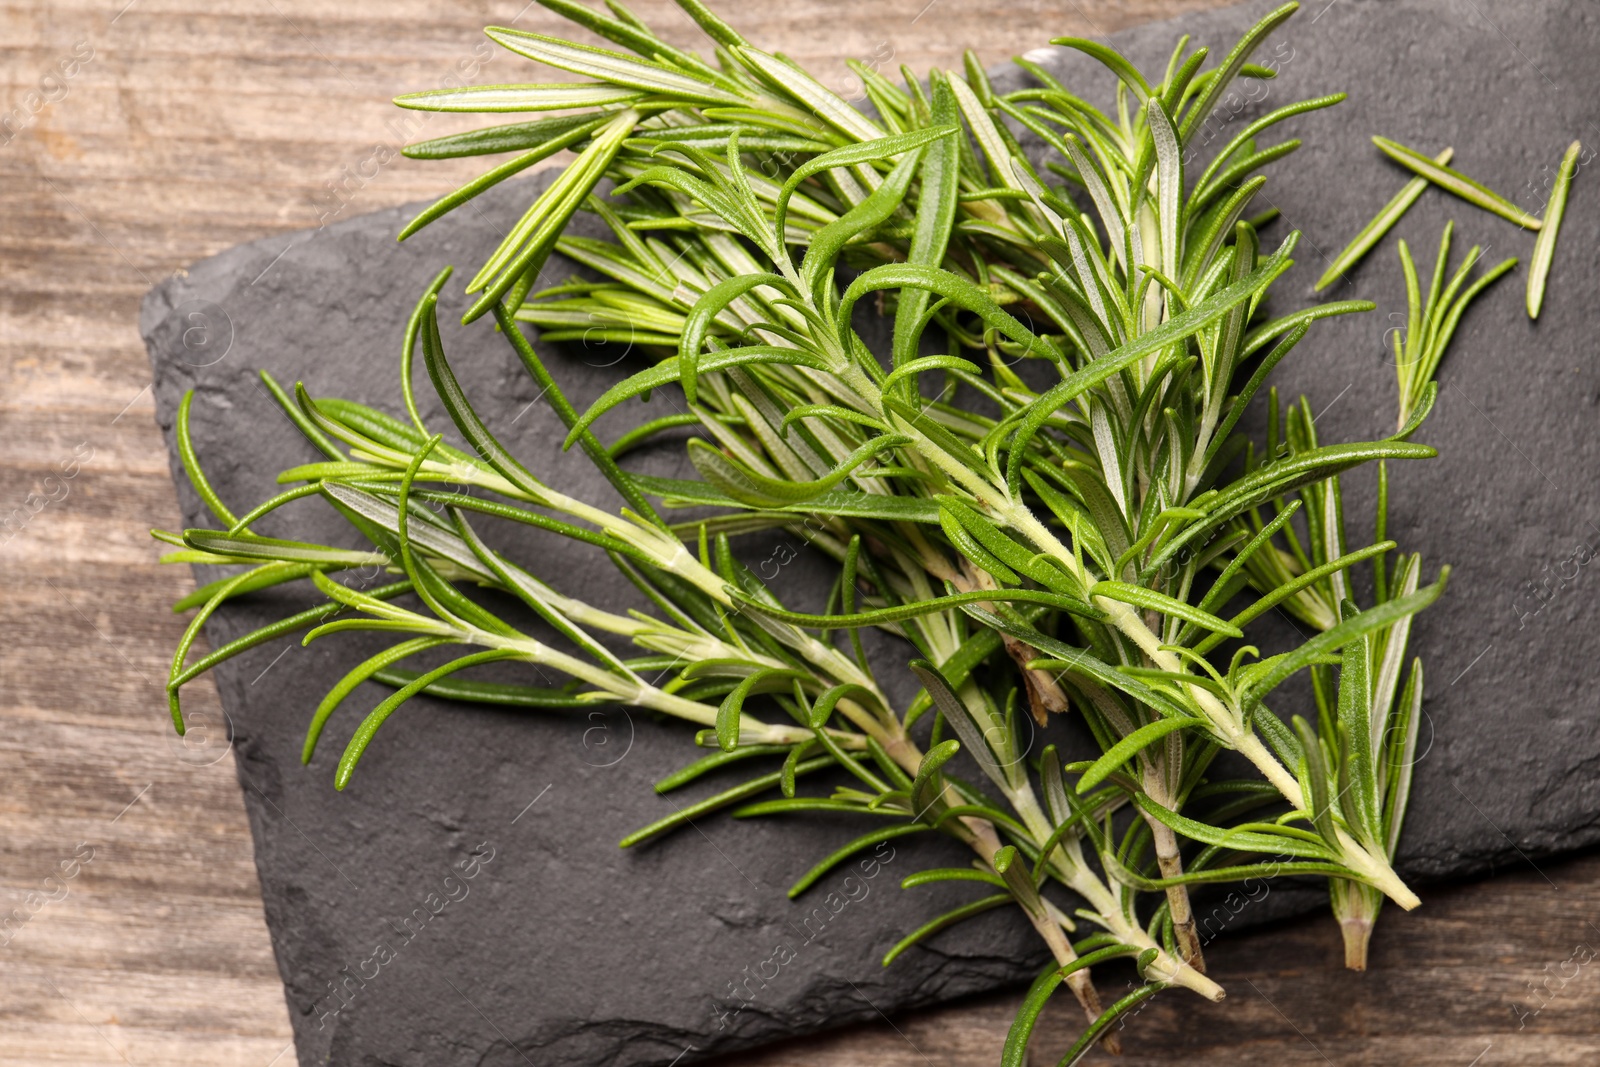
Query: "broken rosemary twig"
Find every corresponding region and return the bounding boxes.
[1392,222,1518,430]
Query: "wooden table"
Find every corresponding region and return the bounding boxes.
[2,1,1595,1064]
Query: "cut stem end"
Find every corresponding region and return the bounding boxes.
[1340,917,1374,971]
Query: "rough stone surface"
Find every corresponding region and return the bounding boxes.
[140,1,1600,1064]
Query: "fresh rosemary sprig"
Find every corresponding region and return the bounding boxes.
[155,1,1525,1057]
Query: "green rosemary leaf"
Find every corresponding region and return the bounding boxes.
[672,0,746,49]
[182,529,385,566]
[336,649,524,790]
[907,737,962,820]
[1527,139,1581,319]
[1315,147,1452,290]
[394,83,644,113]
[713,676,750,750]
[1076,716,1196,794]
[909,660,1012,791]
[607,413,704,458]
[729,588,1103,630]
[688,434,910,508]
[172,558,317,612]
[839,263,1064,365]
[1132,794,1337,860]
[399,117,610,240]
[569,346,827,443]
[1240,300,1372,358]
[773,124,956,245]
[735,797,896,818]
[632,472,943,521]
[1372,136,1542,230]
[1239,569,1449,714]
[621,756,836,846]
[881,894,1012,966]
[319,485,492,580]
[800,146,927,301]
[1194,93,1345,204]
[1147,439,1435,577]
[902,867,1008,890]
[1192,541,1397,655]
[1003,965,1068,1067]
[1105,855,1355,890]
[1335,607,1383,850]
[484,27,742,104]
[1090,581,1242,638]
[369,668,594,708]
[1051,38,1152,101]
[464,107,640,320]
[491,305,665,526]
[1176,1,1298,146]
[303,636,449,764]
[894,79,961,378]
[673,273,795,404]
[1056,983,1169,1067]
[259,370,344,460]
[414,297,548,506]
[733,46,882,142]
[1148,97,1183,282]
[787,824,930,898]
[1190,139,1301,218]
[1384,658,1424,854]
[534,0,705,72]
[170,582,410,691]
[175,390,241,529]
[402,114,606,160]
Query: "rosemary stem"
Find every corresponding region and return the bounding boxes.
[1151,817,1206,972]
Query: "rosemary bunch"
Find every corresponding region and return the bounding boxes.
[398,0,1436,911]
[393,0,1393,971]
[156,1,1492,1058]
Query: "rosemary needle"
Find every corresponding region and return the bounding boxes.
[1315,146,1452,291]
[1527,139,1582,319]
[1373,135,1543,230]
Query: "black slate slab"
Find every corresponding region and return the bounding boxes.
[140,1,1600,1064]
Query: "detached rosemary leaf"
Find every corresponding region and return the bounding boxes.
[1527,139,1582,319]
[1372,136,1542,230]
[1315,146,1452,291]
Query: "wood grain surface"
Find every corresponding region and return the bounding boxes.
[2,1,1596,1064]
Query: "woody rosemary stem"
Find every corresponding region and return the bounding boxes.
[964,817,1118,1053]
[1151,819,1206,972]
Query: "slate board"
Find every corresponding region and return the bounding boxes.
[140,1,1600,1064]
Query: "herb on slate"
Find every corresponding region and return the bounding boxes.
[1328,134,1578,320]
[1390,222,1518,430]
[1315,146,1452,291]
[156,1,1540,1057]
[1527,139,1581,319]
[1373,136,1543,231]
